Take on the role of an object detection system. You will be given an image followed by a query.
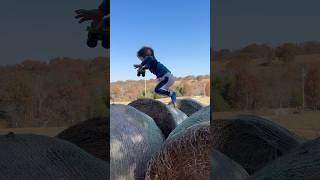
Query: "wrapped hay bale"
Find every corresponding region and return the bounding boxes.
[176,98,204,116]
[128,98,187,138]
[168,105,210,138]
[211,150,249,180]
[247,137,320,180]
[145,121,210,180]
[56,117,108,161]
[0,133,108,179]
[212,114,304,174]
[110,104,164,180]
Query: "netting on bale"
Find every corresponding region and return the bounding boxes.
[211,149,249,180]
[176,98,204,116]
[128,98,187,138]
[0,133,108,180]
[110,104,164,180]
[212,114,305,174]
[247,137,320,180]
[168,105,210,139]
[145,121,210,180]
[56,117,108,161]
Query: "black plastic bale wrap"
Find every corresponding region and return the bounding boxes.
[56,117,108,161]
[128,98,188,138]
[0,133,108,180]
[211,149,249,180]
[247,137,320,180]
[212,114,305,174]
[110,104,164,180]
[176,98,204,116]
[146,121,210,180]
[168,105,210,138]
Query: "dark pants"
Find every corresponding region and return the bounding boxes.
[154,77,171,96]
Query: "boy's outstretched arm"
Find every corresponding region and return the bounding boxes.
[133,64,142,69]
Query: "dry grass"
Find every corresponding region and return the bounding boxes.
[215,109,320,140]
[112,96,210,106]
[0,127,66,137]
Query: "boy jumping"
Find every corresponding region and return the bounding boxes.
[134,46,177,106]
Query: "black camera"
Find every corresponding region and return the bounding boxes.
[137,69,146,77]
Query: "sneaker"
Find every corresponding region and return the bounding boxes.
[170,92,176,107]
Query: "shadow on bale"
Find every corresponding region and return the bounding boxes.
[128,98,187,138]
[212,114,304,174]
[176,98,204,116]
[247,137,320,180]
[146,121,210,180]
[168,105,210,138]
[56,117,108,161]
[110,104,164,180]
[0,133,108,179]
[212,149,249,180]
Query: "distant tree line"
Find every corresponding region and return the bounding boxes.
[0,57,108,128]
[212,42,320,111]
[110,75,210,102]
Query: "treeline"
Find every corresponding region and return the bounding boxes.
[110,75,210,102]
[214,41,320,62]
[0,57,108,128]
[212,41,320,111]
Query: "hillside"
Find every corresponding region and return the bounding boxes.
[212,42,320,111]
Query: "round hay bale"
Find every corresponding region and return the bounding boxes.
[145,121,210,180]
[110,104,164,180]
[211,150,249,180]
[0,133,108,179]
[212,114,304,174]
[56,117,108,161]
[176,98,204,116]
[168,105,210,138]
[128,98,187,138]
[248,137,320,180]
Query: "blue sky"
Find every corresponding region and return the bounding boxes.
[213,0,320,49]
[0,0,106,65]
[110,0,210,82]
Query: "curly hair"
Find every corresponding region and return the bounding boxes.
[137,46,155,58]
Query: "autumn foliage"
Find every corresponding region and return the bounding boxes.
[0,57,108,128]
[213,42,320,111]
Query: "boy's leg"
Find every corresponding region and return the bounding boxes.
[154,77,171,97]
[162,73,175,92]
[159,73,177,106]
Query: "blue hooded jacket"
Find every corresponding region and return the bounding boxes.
[141,56,170,78]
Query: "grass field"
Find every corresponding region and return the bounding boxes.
[0,127,67,137]
[215,109,320,140]
[112,96,210,105]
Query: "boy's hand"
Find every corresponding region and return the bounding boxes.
[75,9,104,24]
[134,64,141,69]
